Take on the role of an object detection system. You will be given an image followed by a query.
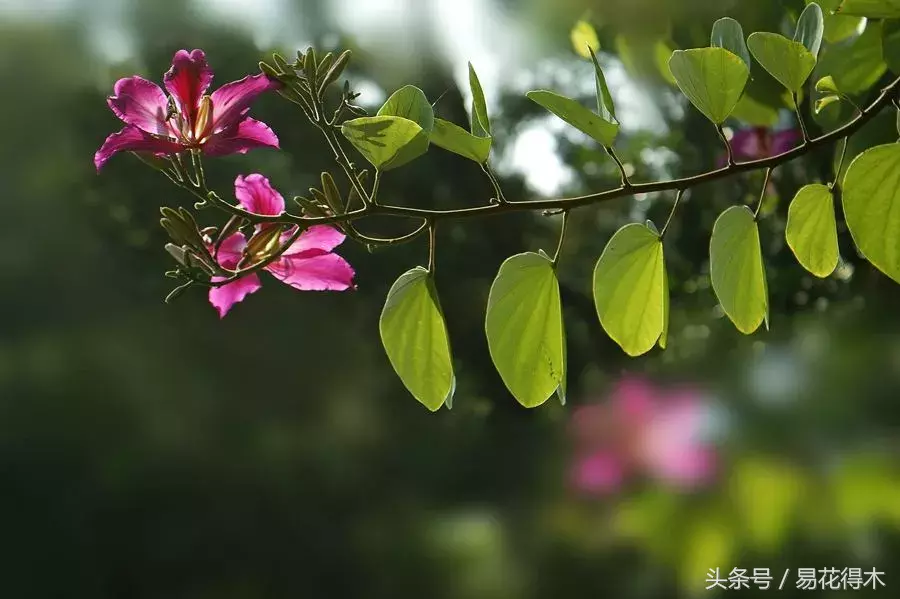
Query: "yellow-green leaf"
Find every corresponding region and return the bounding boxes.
[378,85,434,132]
[571,19,600,58]
[817,21,886,93]
[341,116,429,171]
[786,184,839,277]
[711,17,751,69]
[709,206,768,334]
[748,32,817,92]
[842,143,900,283]
[837,0,900,18]
[469,62,491,137]
[592,224,668,357]
[380,267,455,411]
[485,252,566,408]
[526,90,619,146]
[430,118,492,163]
[795,2,825,58]
[813,0,862,44]
[668,48,749,125]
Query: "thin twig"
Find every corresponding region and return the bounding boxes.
[794,92,811,144]
[659,189,684,239]
[754,167,773,220]
[552,211,570,268]
[605,146,631,188]
[717,126,734,166]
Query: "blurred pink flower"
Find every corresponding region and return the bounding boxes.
[96,49,280,171]
[570,376,716,495]
[720,127,800,167]
[208,174,355,318]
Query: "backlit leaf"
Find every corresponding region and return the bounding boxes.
[748,32,817,92]
[813,0,862,43]
[378,85,435,132]
[668,48,749,125]
[526,90,619,146]
[592,223,668,357]
[380,267,455,411]
[795,2,825,58]
[711,17,751,69]
[709,206,768,334]
[589,47,618,124]
[430,118,492,163]
[837,0,900,18]
[883,20,900,74]
[817,21,887,93]
[469,63,491,137]
[485,252,566,408]
[786,184,839,277]
[341,116,429,171]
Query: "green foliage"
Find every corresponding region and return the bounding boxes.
[430,119,492,163]
[748,33,817,92]
[589,48,618,126]
[710,206,769,334]
[592,224,668,357]
[668,48,749,125]
[526,90,619,146]
[795,2,825,58]
[814,0,863,43]
[842,143,900,283]
[379,267,455,411]
[837,0,900,18]
[711,18,751,69]
[469,63,491,137]
[786,184,839,277]
[485,252,566,408]
[883,20,900,74]
[817,21,887,94]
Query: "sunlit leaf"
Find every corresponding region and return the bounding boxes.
[817,21,887,93]
[795,2,825,58]
[430,118,492,163]
[668,48,749,125]
[378,85,435,132]
[588,47,617,124]
[786,184,839,277]
[571,19,600,58]
[732,67,794,126]
[709,206,768,334]
[485,252,566,408]
[526,90,619,146]
[592,223,667,357]
[813,0,863,43]
[837,0,900,18]
[883,20,900,74]
[815,75,840,93]
[842,143,900,283]
[711,17,751,69]
[748,32,817,92]
[469,63,491,137]
[341,115,429,171]
[380,267,455,411]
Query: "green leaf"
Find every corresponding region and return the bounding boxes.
[795,2,825,58]
[815,75,840,93]
[711,17,751,69]
[817,21,887,93]
[526,90,619,146]
[748,33,817,92]
[469,63,491,137]
[592,223,668,357]
[842,143,900,283]
[430,118,492,163]
[709,206,768,334]
[732,68,794,126]
[380,267,455,411]
[341,116,429,171]
[571,19,600,58]
[485,252,566,408]
[668,48,749,125]
[815,94,842,113]
[786,184,839,277]
[883,20,900,74]
[588,47,618,124]
[837,0,900,18]
[378,85,435,132]
[813,0,862,44]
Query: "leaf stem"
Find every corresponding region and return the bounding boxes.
[659,189,684,239]
[832,137,849,188]
[427,220,437,273]
[716,126,734,166]
[793,92,811,144]
[754,167,773,220]
[605,146,631,187]
[552,211,570,268]
[481,163,508,203]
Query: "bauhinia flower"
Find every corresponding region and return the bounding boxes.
[209,174,355,318]
[720,126,800,166]
[569,376,717,495]
[95,49,280,171]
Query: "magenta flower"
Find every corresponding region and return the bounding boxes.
[570,376,717,495]
[208,174,356,318]
[721,127,801,166]
[95,49,280,171]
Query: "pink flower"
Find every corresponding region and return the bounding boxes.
[95,49,280,171]
[722,127,800,166]
[569,376,716,495]
[208,174,356,318]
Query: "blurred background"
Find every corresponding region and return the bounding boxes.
[2,0,899,597]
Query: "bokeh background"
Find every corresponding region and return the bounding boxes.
[2,0,899,597]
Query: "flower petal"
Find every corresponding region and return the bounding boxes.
[107,76,173,136]
[213,232,248,270]
[571,451,625,494]
[94,126,185,171]
[234,173,285,216]
[730,127,765,160]
[283,225,346,255]
[209,273,262,318]
[640,397,716,487]
[164,49,213,120]
[266,250,355,291]
[210,73,280,131]
[202,118,279,157]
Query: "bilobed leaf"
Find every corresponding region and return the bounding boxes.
[526,90,619,146]
[341,116,429,171]
[571,19,600,58]
[485,252,566,408]
[378,85,435,132]
[748,33,817,92]
[814,0,862,44]
[837,0,900,18]
[469,63,491,137]
[817,21,887,93]
[795,2,825,58]
[380,267,455,411]
[592,224,667,357]
[841,143,900,283]
[668,48,750,125]
[786,184,839,277]
[430,119,492,163]
[588,47,618,124]
[709,206,768,334]
[711,17,751,69]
